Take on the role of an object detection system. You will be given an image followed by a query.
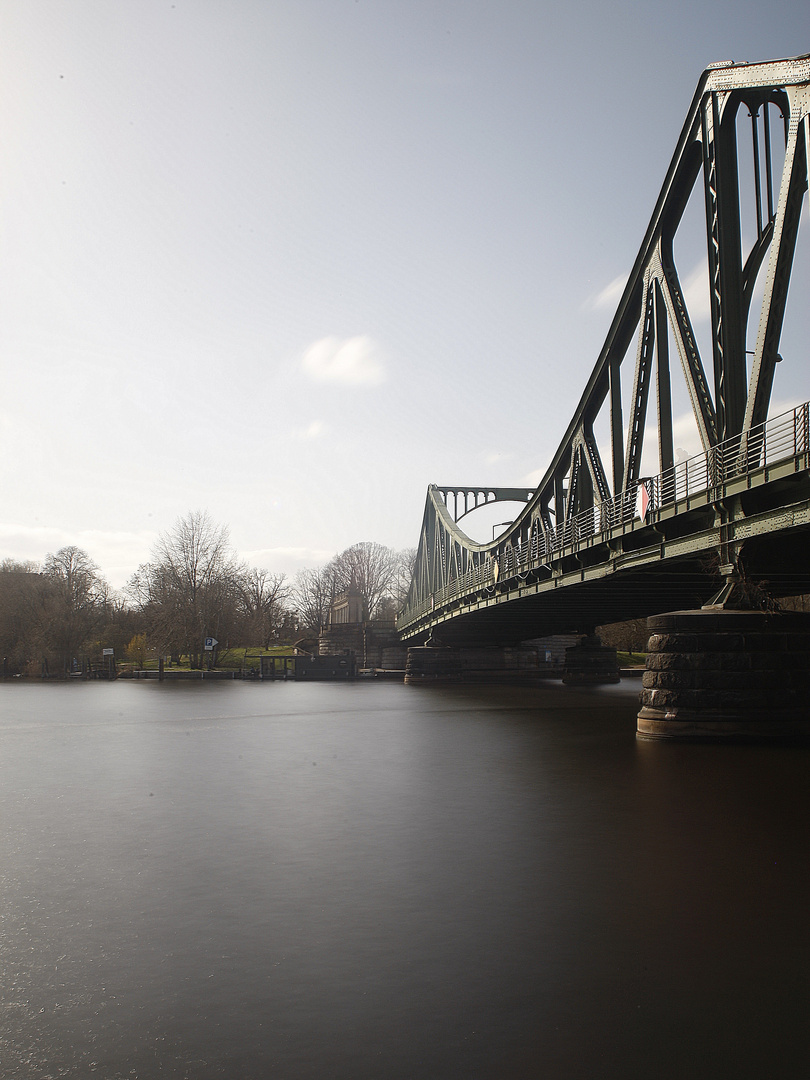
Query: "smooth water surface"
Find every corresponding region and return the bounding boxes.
[0,679,808,1079]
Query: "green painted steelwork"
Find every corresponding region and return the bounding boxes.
[400,56,810,644]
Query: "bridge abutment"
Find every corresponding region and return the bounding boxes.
[637,609,810,739]
[318,623,407,671]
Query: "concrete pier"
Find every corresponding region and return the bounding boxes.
[638,609,810,739]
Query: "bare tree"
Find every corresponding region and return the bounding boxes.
[236,567,290,648]
[328,541,399,620]
[292,564,336,633]
[393,547,416,610]
[42,546,107,664]
[44,545,103,604]
[371,548,416,621]
[128,511,242,667]
[293,542,412,627]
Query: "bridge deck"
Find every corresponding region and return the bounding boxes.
[399,404,810,644]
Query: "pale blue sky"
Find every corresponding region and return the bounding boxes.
[1,1,809,586]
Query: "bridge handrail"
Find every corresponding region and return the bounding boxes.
[398,401,810,629]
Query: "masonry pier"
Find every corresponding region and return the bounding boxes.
[561,634,620,685]
[637,609,810,739]
[404,645,551,683]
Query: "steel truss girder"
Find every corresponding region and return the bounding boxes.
[433,486,535,523]
[402,56,810,630]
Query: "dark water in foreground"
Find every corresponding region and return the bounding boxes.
[0,679,808,1079]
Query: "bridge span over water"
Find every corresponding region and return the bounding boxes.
[398,55,810,648]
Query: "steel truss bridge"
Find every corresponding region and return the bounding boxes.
[398,55,810,647]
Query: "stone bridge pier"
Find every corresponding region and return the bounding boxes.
[403,635,622,684]
[404,644,554,683]
[638,608,810,739]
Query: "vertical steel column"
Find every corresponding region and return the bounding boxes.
[624,281,656,488]
[654,279,674,477]
[609,354,624,495]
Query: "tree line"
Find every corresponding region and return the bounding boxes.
[0,511,415,674]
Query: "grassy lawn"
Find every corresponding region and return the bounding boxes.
[130,645,299,672]
[217,646,298,669]
[616,650,646,667]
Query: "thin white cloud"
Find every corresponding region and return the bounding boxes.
[586,273,629,312]
[520,407,707,492]
[638,410,704,473]
[681,261,710,324]
[295,420,326,440]
[584,263,712,326]
[300,335,386,385]
[0,523,157,589]
[241,546,336,576]
[521,467,546,487]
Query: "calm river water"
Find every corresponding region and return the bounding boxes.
[0,678,808,1079]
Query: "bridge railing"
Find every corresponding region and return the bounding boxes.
[398,402,810,630]
[642,401,809,514]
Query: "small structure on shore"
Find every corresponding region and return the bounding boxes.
[318,587,407,674]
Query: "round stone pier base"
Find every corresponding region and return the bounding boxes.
[562,634,620,685]
[637,609,810,740]
[404,647,461,684]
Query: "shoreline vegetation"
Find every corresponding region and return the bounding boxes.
[10,510,799,681]
[1,645,303,681]
[2,647,649,681]
[0,511,415,680]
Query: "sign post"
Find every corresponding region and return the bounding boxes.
[204,637,219,672]
[102,648,114,679]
